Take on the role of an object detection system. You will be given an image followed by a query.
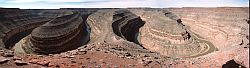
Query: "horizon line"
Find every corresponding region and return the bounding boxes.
[1,6,249,9]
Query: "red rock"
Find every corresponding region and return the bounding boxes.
[48,62,55,67]
[29,59,39,63]
[15,60,28,65]
[13,56,22,60]
[37,61,50,66]
[0,57,10,64]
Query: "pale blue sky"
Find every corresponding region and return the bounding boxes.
[0,0,249,9]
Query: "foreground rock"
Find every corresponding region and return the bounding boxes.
[15,60,28,65]
[0,57,10,64]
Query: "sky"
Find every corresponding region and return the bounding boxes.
[0,0,249,9]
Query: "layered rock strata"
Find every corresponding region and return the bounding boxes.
[112,10,145,44]
[21,12,89,54]
[110,10,215,58]
[0,8,50,48]
[139,11,216,58]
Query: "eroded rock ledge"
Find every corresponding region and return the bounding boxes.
[18,12,90,54]
[112,10,145,44]
[110,9,216,58]
[139,11,216,58]
[0,8,51,49]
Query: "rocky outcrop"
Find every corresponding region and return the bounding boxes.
[222,59,246,68]
[0,8,51,48]
[110,9,216,58]
[21,12,89,54]
[139,11,216,58]
[112,10,145,44]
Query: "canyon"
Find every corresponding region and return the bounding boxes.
[0,7,249,68]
